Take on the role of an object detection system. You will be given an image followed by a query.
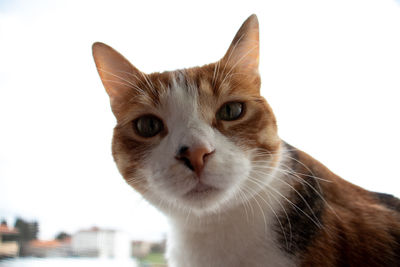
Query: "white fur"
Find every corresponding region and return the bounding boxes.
[166,189,296,267]
[137,73,295,267]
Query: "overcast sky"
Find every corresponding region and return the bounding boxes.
[1,0,400,241]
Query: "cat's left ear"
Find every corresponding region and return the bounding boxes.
[221,14,259,74]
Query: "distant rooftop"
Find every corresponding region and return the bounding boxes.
[29,240,62,248]
[77,226,116,233]
[0,225,19,235]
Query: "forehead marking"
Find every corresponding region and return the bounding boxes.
[159,71,199,120]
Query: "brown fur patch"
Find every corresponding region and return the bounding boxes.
[278,143,400,266]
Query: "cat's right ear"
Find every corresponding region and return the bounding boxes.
[92,42,142,110]
[221,14,259,75]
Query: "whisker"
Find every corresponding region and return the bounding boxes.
[234,187,251,222]
[251,169,322,227]
[252,163,339,222]
[240,185,268,234]
[265,188,293,249]
[251,162,331,183]
[246,175,322,229]
[241,184,290,249]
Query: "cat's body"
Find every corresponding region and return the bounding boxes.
[93,15,400,267]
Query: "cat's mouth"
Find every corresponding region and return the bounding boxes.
[184,182,218,198]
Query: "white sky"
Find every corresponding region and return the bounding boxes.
[0,0,399,241]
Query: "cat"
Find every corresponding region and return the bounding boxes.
[92,14,400,267]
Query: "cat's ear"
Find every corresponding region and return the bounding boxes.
[221,14,259,74]
[92,42,142,107]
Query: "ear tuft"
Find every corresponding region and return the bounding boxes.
[222,14,259,74]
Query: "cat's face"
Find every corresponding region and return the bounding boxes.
[93,15,281,216]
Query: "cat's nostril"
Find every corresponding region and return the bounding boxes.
[178,146,189,156]
[176,146,193,171]
[203,150,215,160]
[181,157,195,171]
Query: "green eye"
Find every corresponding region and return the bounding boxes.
[217,102,244,121]
[134,115,163,138]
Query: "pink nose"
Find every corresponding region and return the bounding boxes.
[176,146,215,177]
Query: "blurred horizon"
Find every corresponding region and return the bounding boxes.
[1,0,400,242]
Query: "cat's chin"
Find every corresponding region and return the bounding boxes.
[184,182,218,198]
[179,182,222,210]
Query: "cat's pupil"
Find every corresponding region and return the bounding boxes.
[135,115,163,137]
[217,102,243,121]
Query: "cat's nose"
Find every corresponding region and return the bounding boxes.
[176,145,215,177]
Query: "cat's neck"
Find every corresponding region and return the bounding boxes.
[169,189,283,232]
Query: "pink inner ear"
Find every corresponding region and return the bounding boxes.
[221,15,260,74]
[92,42,143,101]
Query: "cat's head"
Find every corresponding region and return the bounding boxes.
[92,15,281,216]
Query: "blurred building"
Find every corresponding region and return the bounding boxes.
[72,227,130,258]
[0,223,19,258]
[25,238,72,257]
[131,241,152,258]
[132,239,166,259]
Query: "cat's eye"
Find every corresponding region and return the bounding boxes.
[134,115,163,138]
[216,102,244,121]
